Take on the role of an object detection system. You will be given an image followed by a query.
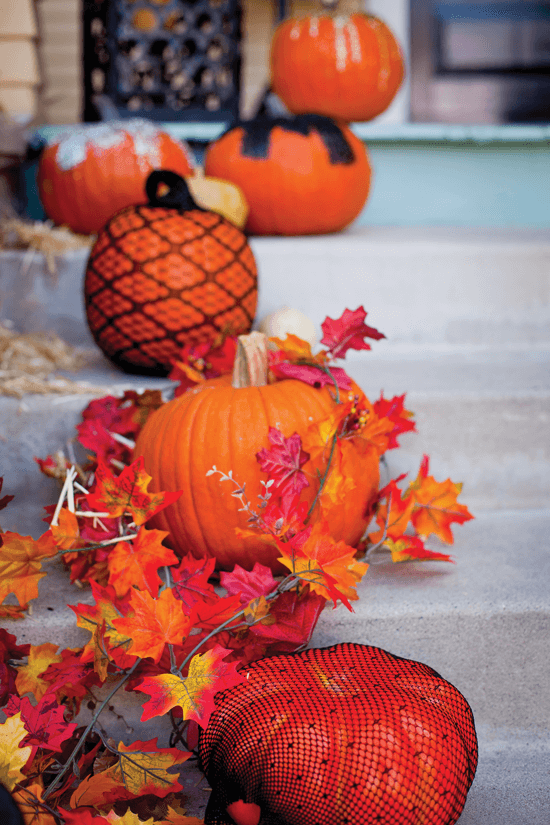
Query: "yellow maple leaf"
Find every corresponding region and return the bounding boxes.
[106,812,155,825]
[0,713,33,791]
[0,530,57,607]
[15,642,62,700]
[70,739,190,809]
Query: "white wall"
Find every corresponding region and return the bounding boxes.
[367,0,410,123]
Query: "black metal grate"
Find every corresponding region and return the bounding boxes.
[83,0,242,122]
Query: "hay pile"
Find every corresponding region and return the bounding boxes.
[0,216,93,275]
[0,324,107,398]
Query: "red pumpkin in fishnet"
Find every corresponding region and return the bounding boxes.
[84,171,258,375]
[199,643,478,825]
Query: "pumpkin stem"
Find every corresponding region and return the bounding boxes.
[232,331,269,388]
[145,169,202,212]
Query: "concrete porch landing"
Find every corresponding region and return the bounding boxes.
[1,225,549,822]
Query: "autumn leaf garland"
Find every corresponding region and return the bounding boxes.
[0,305,474,824]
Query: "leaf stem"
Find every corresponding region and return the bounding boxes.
[43,660,139,801]
[305,432,338,522]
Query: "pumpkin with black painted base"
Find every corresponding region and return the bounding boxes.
[204,114,371,236]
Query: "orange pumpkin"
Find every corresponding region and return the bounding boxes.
[203,114,371,236]
[200,644,478,825]
[84,171,258,375]
[134,332,380,571]
[38,119,194,235]
[271,13,405,123]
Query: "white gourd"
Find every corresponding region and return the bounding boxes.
[258,307,318,347]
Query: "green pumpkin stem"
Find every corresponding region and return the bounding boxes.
[232,332,269,388]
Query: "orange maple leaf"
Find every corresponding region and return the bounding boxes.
[69,738,191,809]
[12,783,58,825]
[107,527,179,598]
[15,642,62,701]
[112,587,190,663]
[406,456,474,544]
[278,521,368,609]
[87,457,182,526]
[73,583,134,670]
[0,530,57,607]
[0,604,27,619]
[368,480,415,545]
[50,508,85,551]
[137,645,244,727]
[161,813,205,825]
[269,333,325,365]
[384,536,453,563]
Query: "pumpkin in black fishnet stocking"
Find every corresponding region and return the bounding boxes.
[199,643,477,825]
[84,171,257,375]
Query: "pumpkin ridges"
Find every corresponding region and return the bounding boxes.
[271,13,405,124]
[135,372,379,570]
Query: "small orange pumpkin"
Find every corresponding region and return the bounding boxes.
[38,119,194,235]
[134,332,380,571]
[204,114,371,236]
[84,171,258,375]
[271,12,405,123]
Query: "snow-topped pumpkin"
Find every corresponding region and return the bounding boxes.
[37,119,194,235]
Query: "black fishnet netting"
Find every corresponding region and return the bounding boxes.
[199,643,477,825]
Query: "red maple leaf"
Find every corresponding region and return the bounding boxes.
[168,335,237,396]
[320,306,385,359]
[4,693,78,756]
[373,392,416,449]
[171,555,218,611]
[41,648,101,712]
[249,588,326,653]
[0,476,14,513]
[0,628,30,662]
[220,562,279,605]
[256,428,310,501]
[190,593,243,632]
[268,357,352,391]
[86,457,182,526]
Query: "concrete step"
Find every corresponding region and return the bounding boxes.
[1,227,549,349]
[250,227,550,347]
[2,341,548,541]
[6,509,550,822]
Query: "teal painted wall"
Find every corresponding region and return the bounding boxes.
[359,142,550,228]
